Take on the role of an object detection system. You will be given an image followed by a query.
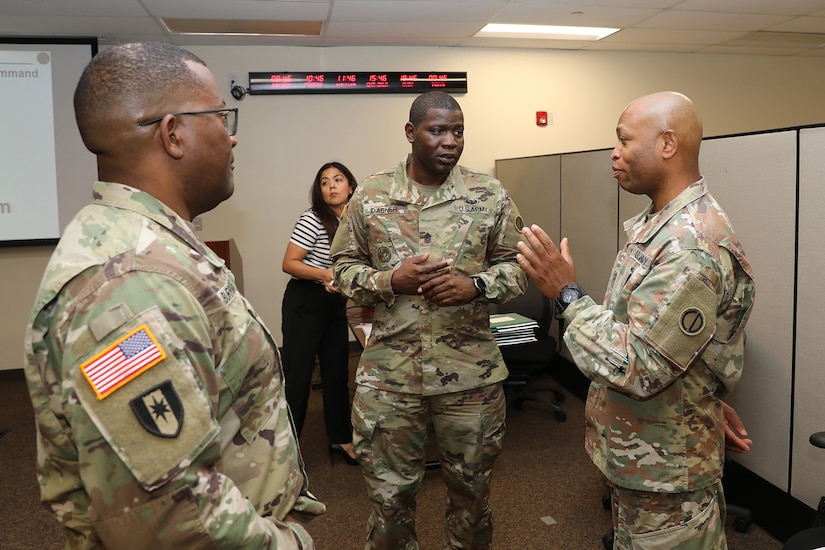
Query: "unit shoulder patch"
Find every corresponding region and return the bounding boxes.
[644,274,716,371]
[130,381,184,438]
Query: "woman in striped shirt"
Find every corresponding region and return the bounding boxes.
[281,161,358,465]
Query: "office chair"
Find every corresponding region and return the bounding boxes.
[783,432,825,550]
[726,493,753,533]
[491,282,567,422]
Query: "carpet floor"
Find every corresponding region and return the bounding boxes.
[0,354,782,549]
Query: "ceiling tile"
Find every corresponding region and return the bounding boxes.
[330,0,501,23]
[0,15,164,37]
[324,21,470,45]
[697,44,814,56]
[766,16,825,33]
[0,0,146,17]
[603,28,746,45]
[3,0,825,55]
[462,36,593,49]
[582,41,699,53]
[674,0,825,16]
[509,0,681,8]
[492,3,661,28]
[637,11,792,32]
[141,0,330,20]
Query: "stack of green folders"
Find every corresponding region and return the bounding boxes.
[489,312,538,346]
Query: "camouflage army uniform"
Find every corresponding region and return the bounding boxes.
[331,156,526,549]
[24,181,324,549]
[561,179,755,549]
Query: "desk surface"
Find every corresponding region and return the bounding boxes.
[346,303,538,349]
[346,302,374,348]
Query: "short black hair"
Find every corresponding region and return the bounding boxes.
[409,91,461,126]
[74,42,207,151]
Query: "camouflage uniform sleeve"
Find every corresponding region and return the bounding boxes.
[563,249,725,398]
[330,185,397,307]
[29,269,315,549]
[476,185,526,304]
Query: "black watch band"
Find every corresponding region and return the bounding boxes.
[470,275,486,298]
[555,284,586,312]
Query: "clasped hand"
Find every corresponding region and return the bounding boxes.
[322,267,340,294]
[391,253,477,306]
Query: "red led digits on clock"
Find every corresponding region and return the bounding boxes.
[305,73,324,88]
[337,73,357,87]
[367,73,389,88]
[400,74,418,88]
[270,73,292,87]
[428,74,447,88]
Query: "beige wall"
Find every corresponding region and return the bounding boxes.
[4,45,825,371]
[1,247,52,370]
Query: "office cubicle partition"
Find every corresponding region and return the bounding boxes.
[496,125,825,522]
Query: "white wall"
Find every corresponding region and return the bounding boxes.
[3,45,825,370]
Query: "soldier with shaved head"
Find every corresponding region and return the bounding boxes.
[25,42,324,549]
[517,91,755,549]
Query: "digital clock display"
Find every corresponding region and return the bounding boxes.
[247,71,467,95]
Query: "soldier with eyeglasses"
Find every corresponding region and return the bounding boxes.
[24,42,324,549]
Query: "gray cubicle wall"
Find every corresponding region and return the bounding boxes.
[495,155,562,343]
[795,126,825,510]
[698,131,796,492]
[560,150,621,301]
[495,154,562,246]
[496,124,823,510]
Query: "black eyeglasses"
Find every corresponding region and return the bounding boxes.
[137,107,238,136]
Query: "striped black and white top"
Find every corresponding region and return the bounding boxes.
[288,209,333,275]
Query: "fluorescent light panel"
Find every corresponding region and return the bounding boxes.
[476,23,619,41]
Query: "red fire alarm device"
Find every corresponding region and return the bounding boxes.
[536,111,548,126]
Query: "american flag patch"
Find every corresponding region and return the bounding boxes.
[81,325,166,400]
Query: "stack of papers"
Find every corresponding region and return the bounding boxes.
[355,323,372,340]
[489,312,538,346]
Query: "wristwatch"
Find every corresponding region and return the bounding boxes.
[470,275,487,298]
[555,284,587,312]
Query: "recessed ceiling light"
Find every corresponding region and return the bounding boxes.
[475,23,619,41]
[159,18,322,36]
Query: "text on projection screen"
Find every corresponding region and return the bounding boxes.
[0,50,59,240]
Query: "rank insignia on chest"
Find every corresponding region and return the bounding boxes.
[129,380,184,438]
[377,246,392,263]
[81,325,166,400]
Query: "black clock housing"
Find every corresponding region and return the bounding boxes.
[247,71,467,95]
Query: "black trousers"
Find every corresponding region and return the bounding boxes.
[281,278,352,443]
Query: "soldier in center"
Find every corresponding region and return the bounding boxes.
[331,90,526,550]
